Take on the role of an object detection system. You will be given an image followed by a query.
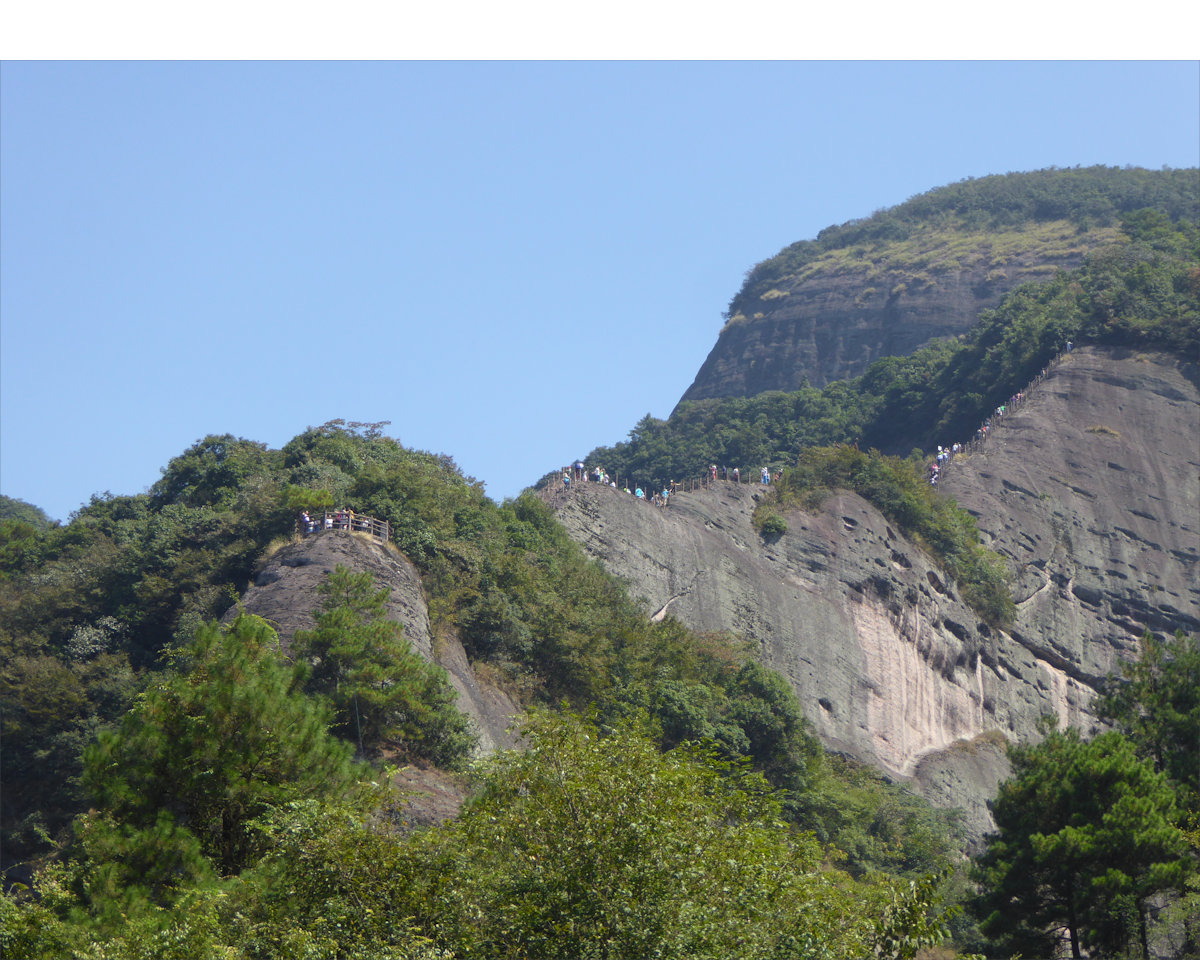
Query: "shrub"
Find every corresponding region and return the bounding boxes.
[758,512,788,541]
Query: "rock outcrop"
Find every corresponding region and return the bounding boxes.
[554,347,1199,838]
[225,531,521,757]
[677,226,1107,407]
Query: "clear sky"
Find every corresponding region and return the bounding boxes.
[3,61,1198,521]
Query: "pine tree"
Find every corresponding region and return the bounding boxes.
[1096,630,1200,805]
[293,565,475,766]
[83,614,358,876]
[973,724,1189,959]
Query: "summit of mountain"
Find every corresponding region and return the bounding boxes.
[676,166,1198,407]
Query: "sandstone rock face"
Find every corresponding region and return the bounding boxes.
[227,532,436,659]
[677,241,1091,407]
[941,346,1200,680]
[554,348,1199,837]
[225,532,521,756]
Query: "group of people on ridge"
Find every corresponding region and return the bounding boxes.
[929,354,1062,485]
[559,345,1073,503]
[563,462,673,506]
[562,459,782,506]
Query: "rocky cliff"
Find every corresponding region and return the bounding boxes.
[225,531,521,757]
[555,347,1199,837]
[677,223,1110,407]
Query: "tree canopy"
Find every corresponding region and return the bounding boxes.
[1095,630,1200,808]
[973,722,1192,960]
[82,614,359,878]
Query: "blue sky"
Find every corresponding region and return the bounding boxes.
[3,61,1198,521]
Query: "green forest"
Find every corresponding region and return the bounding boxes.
[2,168,1198,958]
[2,424,984,955]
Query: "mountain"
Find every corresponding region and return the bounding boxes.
[2,167,1197,958]
[556,168,1198,836]
[552,345,1199,838]
[14,422,956,881]
[677,167,1198,407]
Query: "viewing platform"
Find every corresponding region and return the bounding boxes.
[296,510,390,545]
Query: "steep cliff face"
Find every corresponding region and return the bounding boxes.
[941,346,1200,678]
[677,224,1110,407]
[554,348,1199,836]
[225,532,521,757]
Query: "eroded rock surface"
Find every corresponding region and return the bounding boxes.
[554,348,1199,837]
[225,531,521,756]
[941,347,1200,676]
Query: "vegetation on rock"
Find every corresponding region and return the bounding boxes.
[758,446,1014,626]
[293,565,476,767]
[730,166,1198,317]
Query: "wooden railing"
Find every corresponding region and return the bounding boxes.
[296,510,390,545]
